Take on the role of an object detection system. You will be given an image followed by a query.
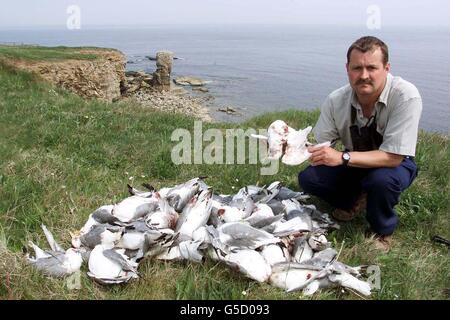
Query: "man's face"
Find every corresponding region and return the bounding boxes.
[346,47,390,98]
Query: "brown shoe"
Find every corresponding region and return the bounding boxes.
[369,234,393,253]
[331,193,367,222]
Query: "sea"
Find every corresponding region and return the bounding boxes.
[0,24,448,134]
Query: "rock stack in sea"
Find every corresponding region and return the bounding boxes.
[123,50,213,121]
[150,51,173,92]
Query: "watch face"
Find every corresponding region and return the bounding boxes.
[343,153,350,160]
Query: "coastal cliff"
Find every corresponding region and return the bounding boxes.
[0,46,126,102]
[0,45,211,121]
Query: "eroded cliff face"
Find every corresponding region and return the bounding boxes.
[3,49,126,102]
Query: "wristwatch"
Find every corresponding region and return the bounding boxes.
[342,152,351,166]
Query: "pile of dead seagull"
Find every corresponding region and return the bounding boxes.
[26,177,373,297]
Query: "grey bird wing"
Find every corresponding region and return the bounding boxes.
[212,194,233,205]
[33,261,70,278]
[166,194,183,212]
[30,252,69,278]
[105,225,124,233]
[255,182,282,204]
[331,261,363,276]
[92,209,125,226]
[220,222,280,249]
[126,220,151,233]
[275,187,308,201]
[266,199,286,215]
[301,248,337,268]
[286,208,314,221]
[251,214,284,229]
[79,248,91,263]
[310,209,340,230]
[80,225,106,248]
[205,225,219,238]
[143,231,178,257]
[124,249,139,260]
[206,226,229,253]
[102,249,137,272]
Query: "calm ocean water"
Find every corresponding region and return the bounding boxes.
[1,25,448,134]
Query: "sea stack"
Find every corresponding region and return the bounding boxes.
[151,51,173,92]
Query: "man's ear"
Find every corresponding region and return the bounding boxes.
[385,62,391,72]
[345,63,349,72]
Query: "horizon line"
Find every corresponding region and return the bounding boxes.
[1,23,450,30]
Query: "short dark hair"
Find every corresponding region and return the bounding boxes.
[347,36,389,65]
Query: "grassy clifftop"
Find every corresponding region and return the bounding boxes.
[0,61,448,300]
[0,45,121,62]
[0,45,126,102]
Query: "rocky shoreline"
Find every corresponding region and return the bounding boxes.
[124,85,212,122]
[122,52,214,122]
[122,69,213,122]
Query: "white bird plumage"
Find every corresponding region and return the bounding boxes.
[26,225,83,278]
[26,175,374,297]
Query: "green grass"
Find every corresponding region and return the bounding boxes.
[0,62,448,300]
[0,45,111,62]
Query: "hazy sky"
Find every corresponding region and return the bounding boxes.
[0,0,449,28]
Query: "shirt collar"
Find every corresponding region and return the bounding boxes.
[351,72,393,108]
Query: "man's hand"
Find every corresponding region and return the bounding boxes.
[308,145,343,166]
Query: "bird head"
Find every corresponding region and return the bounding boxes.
[70,230,82,248]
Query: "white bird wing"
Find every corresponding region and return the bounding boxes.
[218,222,280,250]
[244,204,274,226]
[155,245,183,261]
[261,244,288,266]
[292,238,314,263]
[225,249,272,283]
[328,272,372,296]
[179,240,204,263]
[41,224,64,252]
[250,134,268,140]
[27,241,51,260]
[281,149,311,166]
[272,216,312,237]
[285,268,329,293]
[87,272,136,285]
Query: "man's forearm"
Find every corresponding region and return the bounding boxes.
[348,150,404,168]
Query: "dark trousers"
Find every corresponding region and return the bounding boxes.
[298,158,418,235]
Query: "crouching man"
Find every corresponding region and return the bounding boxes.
[298,36,422,251]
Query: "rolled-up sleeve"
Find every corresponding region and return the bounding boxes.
[379,97,422,157]
[313,96,340,144]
